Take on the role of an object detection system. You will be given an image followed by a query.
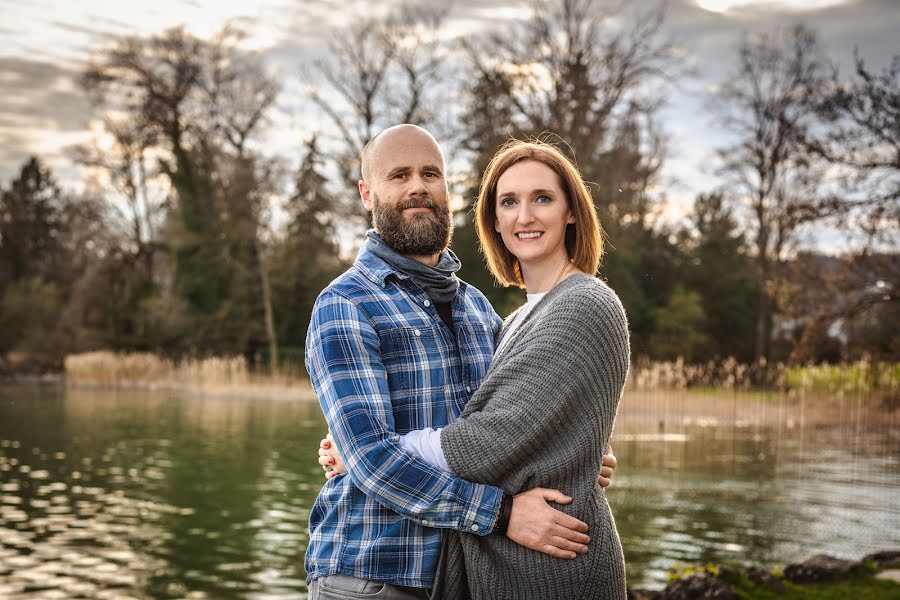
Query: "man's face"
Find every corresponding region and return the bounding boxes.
[360,130,452,256]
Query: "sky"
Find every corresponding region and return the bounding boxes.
[1,0,898,252]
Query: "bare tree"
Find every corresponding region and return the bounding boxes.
[82,25,282,367]
[70,117,164,276]
[782,252,899,362]
[459,0,680,227]
[199,25,279,159]
[777,52,900,362]
[801,52,900,249]
[307,4,450,205]
[82,25,278,191]
[714,25,830,364]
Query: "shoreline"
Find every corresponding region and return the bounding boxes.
[1,374,318,403]
[2,376,896,425]
[63,379,319,402]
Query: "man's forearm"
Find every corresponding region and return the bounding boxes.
[329,426,504,535]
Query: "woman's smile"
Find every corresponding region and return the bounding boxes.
[495,160,574,266]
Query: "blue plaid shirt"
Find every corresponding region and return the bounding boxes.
[304,247,504,589]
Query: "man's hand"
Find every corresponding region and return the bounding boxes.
[318,432,347,480]
[598,446,617,488]
[506,488,590,559]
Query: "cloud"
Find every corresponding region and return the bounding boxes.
[0,129,82,185]
[49,19,124,40]
[1,0,897,208]
[0,131,32,175]
[652,0,898,177]
[0,57,90,134]
[695,0,849,13]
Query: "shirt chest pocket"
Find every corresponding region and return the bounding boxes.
[382,326,448,399]
[459,319,496,390]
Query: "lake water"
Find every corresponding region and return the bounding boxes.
[1,383,898,598]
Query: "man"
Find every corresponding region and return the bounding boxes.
[304,124,615,599]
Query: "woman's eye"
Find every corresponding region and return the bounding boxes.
[536,194,551,203]
[500,198,516,207]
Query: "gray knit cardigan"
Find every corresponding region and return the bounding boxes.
[431,273,630,600]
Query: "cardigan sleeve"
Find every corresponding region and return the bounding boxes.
[440,286,630,486]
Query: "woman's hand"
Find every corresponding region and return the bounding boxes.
[318,432,347,480]
[598,446,617,488]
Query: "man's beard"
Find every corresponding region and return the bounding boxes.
[373,193,452,256]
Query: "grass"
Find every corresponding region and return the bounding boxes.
[630,357,899,396]
[657,561,900,600]
[784,362,900,395]
[724,568,900,600]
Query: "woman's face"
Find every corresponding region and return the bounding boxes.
[494,159,575,267]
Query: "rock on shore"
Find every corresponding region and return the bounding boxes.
[628,550,900,599]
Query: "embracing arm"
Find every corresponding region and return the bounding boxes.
[306,290,501,534]
[322,431,617,486]
[309,289,593,558]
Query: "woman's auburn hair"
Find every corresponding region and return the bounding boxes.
[475,140,604,288]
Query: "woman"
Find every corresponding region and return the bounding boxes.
[326,140,629,599]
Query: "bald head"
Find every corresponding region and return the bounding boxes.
[360,124,445,182]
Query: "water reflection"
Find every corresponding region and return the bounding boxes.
[0,384,898,597]
[608,389,900,587]
[0,385,324,599]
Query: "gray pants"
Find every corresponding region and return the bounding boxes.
[309,574,430,600]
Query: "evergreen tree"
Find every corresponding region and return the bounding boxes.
[270,138,347,366]
[0,157,65,285]
[0,159,114,366]
[0,158,68,364]
[649,284,709,362]
[684,193,758,362]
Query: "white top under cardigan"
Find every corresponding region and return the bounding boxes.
[399,291,548,470]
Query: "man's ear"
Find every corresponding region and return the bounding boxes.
[359,180,373,211]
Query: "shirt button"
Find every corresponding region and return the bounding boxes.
[424,299,431,307]
[471,524,479,532]
[466,385,472,393]
[414,329,421,337]
[422,519,430,526]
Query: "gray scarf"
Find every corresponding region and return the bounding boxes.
[365,230,461,303]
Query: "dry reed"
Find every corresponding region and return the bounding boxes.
[65,351,897,400]
[64,351,313,400]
